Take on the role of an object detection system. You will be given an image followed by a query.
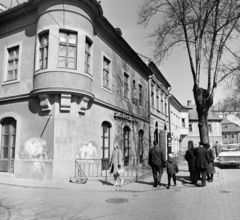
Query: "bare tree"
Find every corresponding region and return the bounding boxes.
[138,0,240,144]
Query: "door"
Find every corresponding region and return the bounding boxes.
[101,122,110,170]
[0,118,16,173]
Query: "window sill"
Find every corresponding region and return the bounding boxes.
[2,80,20,86]
[101,86,112,94]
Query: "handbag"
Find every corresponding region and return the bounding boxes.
[117,168,125,174]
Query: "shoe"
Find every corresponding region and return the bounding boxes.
[113,183,119,187]
[120,179,124,185]
[209,179,213,182]
[167,186,170,189]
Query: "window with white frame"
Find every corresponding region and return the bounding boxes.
[161,92,163,112]
[124,73,129,99]
[103,57,111,89]
[208,124,212,132]
[58,31,77,69]
[165,96,167,115]
[85,37,92,73]
[7,46,19,81]
[189,123,193,133]
[39,32,49,70]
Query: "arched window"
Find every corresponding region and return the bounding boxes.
[1,118,16,172]
[139,130,144,163]
[101,122,111,170]
[123,126,130,166]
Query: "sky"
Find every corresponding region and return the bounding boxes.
[0,0,227,105]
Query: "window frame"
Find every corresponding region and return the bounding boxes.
[58,30,77,69]
[139,130,144,163]
[84,37,92,74]
[189,123,193,133]
[139,84,143,107]
[123,126,130,166]
[151,83,154,107]
[38,31,49,70]
[123,72,129,100]
[3,42,22,85]
[208,124,212,133]
[1,118,16,160]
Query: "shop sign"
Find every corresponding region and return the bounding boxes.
[114,112,138,124]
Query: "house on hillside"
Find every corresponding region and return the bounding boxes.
[181,101,222,152]
[222,118,240,144]
[0,0,152,181]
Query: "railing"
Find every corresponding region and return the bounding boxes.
[74,158,152,182]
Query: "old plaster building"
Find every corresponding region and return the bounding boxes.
[169,96,191,154]
[221,117,240,144]
[148,62,171,157]
[182,101,222,152]
[0,0,151,181]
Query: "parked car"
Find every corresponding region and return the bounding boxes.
[218,144,240,168]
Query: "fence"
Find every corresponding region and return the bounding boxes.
[74,158,152,182]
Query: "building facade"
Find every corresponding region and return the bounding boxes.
[181,101,222,152]
[169,96,191,154]
[221,118,240,144]
[0,0,151,181]
[148,62,171,158]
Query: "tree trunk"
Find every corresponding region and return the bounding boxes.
[193,84,214,145]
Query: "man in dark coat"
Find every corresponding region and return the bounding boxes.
[185,144,196,183]
[148,141,166,187]
[193,142,210,187]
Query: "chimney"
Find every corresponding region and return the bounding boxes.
[0,3,7,13]
[187,100,192,106]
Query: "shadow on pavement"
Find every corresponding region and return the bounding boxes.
[135,180,153,186]
[98,180,113,186]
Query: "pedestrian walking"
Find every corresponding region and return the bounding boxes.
[193,142,210,187]
[206,143,215,182]
[184,144,196,183]
[148,141,166,187]
[109,143,124,187]
[166,153,179,189]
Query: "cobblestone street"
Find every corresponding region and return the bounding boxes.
[0,168,239,220]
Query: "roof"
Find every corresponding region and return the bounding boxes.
[221,118,240,133]
[188,105,222,121]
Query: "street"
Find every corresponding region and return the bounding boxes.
[0,168,240,220]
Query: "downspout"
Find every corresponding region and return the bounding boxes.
[148,75,152,149]
[167,87,172,156]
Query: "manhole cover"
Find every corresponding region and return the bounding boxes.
[106,198,129,204]
[220,190,230,193]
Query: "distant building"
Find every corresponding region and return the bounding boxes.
[169,97,192,153]
[181,101,222,152]
[221,118,240,144]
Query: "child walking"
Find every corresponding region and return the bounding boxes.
[166,153,179,189]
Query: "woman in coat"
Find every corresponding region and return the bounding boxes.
[185,145,196,183]
[109,143,124,186]
[206,144,215,182]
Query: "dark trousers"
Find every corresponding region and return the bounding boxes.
[190,172,194,182]
[194,168,206,186]
[168,174,176,186]
[152,165,163,186]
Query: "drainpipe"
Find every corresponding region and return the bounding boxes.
[167,87,172,156]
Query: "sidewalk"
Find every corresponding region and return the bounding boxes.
[0,163,220,192]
